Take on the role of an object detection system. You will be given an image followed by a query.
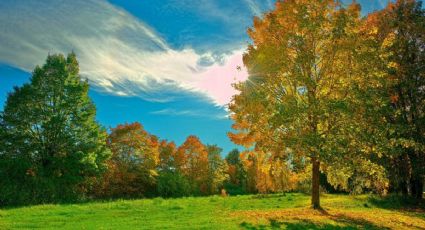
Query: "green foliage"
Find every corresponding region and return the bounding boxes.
[373,0,425,198]
[93,123,159,199]
[206,145,229,194]
[225,149,248,194]
[225,149,241,165]
[157,171,191,198]
[0,53,110,206]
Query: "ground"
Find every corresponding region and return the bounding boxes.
[0,193,424,229]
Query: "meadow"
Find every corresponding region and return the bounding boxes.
[1,193,424,230]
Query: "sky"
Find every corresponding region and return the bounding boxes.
[0,0,389,154]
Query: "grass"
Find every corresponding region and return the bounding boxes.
[0,193,424,229]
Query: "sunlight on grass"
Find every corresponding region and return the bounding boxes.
[1,193,424,229]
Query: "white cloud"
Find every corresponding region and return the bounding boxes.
[0,0,248,106]
[243,0,262,16]
[150,108,228,120]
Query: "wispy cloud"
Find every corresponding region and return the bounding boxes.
[243,0,262,16]
[0,0,248,106]
[150,108,228,120]
[0,0,385,107]
[377,0,389,8]
[266,0,274,9]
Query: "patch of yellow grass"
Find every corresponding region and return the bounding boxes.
[233,207,425,229]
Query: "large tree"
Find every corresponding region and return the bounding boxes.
[229,1,387,208]
[0,53,110,205]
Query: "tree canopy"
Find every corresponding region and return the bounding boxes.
[0,53,110,205]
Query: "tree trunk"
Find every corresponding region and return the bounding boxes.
[311,157,321,209]
[400,180,409,196]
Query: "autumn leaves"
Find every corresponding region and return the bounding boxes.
[228,0,425,208]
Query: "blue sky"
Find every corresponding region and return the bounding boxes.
[0,0,388,154]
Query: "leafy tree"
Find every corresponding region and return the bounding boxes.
[369,0,425,198]
[239,151,295,194]
[226,149,241,165]
[206,145,229,194]
[229,1,387,208]
[156,139,193,197]
[225,149,248,195]
[240,151,260,193]
[0,53,110,205]
[158,140,177,172]
[175,136,209,195]
[157,171,191,198]
[95,122,159,198]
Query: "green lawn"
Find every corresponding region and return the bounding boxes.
[1,193,424,229]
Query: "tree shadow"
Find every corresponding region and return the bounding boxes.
[239,210,389,230]
[368,195,425,211]
[250,193,289,199]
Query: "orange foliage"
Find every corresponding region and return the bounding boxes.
[95,122,159,198]
[175,135,209,194]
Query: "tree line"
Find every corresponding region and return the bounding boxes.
[0,53,291,205]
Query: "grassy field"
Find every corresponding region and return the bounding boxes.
[1,193,424,229]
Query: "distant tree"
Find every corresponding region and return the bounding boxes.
[158,140,177,172]
[226,149,241,165]
[175,136,209,195]
[206,145,228,194]
[157,171,191,198]
[156,139,192,197]
[0,53,110,205]
[239,151,295,194]
[225,149,247,194]
[95,122,159,198]
[240,151,259,194]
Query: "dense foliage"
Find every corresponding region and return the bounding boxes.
[228,0,424,208]
[0,53,110,205]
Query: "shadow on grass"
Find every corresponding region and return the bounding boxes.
[250,193,290,199]
[0,196,151,210]
[240,210,389,230]
[368,194,425,211]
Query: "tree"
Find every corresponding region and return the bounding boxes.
[206,145,229,194]
[158,140,177,172]
[225,149,248,194]
[229,1,386,208]
[96,122,159,198]
[175,136,209,195]
[0,53,110,205]
[157,171,191,198]
[238,150,296,194]
[156,139,191,197]
[370,0,425,199]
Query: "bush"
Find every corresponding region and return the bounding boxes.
[223,183,246,196]
[157,171,191,198]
